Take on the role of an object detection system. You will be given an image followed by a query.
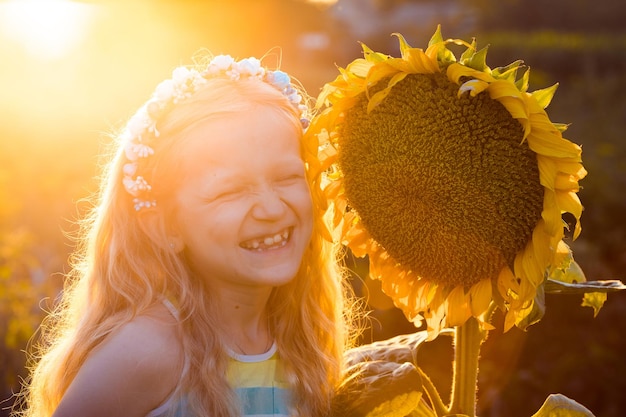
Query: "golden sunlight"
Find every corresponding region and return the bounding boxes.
[0,0,97,60]
[305,0,338,6]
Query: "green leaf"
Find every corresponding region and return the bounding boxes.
[544,274,623,317]
[545,279,626,294]
[459,38,477,64]
[491,59,524,82]
[581,292,607,317]
[465,46,489,72]
[531,83,559,109]
[553,122,570,133]
[427,25,444,47]
[334,360,423,417]
[392,32,413,60]
[426,24,457,65]
[515,66,530,92]
[530,393,595,417]
[361,42,388,63]
[344,329,453,366]
[406,397,438,417]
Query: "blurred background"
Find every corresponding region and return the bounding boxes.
[1,0,625,415]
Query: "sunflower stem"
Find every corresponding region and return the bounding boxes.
[449,316,485,416]
[416,366,448,416]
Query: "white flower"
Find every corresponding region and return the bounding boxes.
[206,55,235,75]
[123,162,137,176]
[236,57,263,77]
[154,79,175,101]
[126,110,150,138]
[136,143,154,158]
[288,92,302,105]
[128,176,151,193]
[172,66,191,84]
[123,176,138,195]
[146,100,163,118]
[133,198,157,211]
[226,69,240,81]
[136,176,151,191]
[190,74,207,90]
[124,142,138,161]
[124,142,153,161]
[268,70,291,90]
[213,55,236,70]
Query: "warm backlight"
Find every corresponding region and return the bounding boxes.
[0,0,96,60]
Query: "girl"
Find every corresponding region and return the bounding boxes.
[15,55,356,417]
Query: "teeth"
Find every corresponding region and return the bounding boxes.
[242,229,290,250]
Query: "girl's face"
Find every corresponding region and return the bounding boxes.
[170,106,313,290]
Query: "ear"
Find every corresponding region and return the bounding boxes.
[137,208,185,253]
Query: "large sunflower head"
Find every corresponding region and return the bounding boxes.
[308,26,587,338]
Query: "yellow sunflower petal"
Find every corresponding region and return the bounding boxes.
[367,60,403,85]
[531,219,553,269]
[555,190,583,239]
[406,47,440,73]
[487,79,525,100]
[367,73,408,113]
[516,240,544,288]
[503,308,517,332]
[526,132,583,160]
[447,62,494,84]
[489,95,531,138]
[346,57,374,78]
[446,286,472,327]
[423,290,447,339]
[458,79,489,97]
[469,278,493,317]
[555,160,587,178]
[541,190,563,237]
[497,266,519,304]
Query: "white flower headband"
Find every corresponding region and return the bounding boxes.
[120,55,309,211]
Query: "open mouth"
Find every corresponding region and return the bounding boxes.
[240,228,291,251]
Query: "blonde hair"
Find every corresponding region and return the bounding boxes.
[15,71,358,417]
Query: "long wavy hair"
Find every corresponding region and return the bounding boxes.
[15,71,358,417]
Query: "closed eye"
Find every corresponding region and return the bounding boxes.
[276,173,306,186]
[207,187,247,202]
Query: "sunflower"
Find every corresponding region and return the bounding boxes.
[308,26,587,338]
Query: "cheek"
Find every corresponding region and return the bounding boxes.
[292,185,314,218]
[298,190,315,239]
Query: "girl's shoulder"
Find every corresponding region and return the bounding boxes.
[52,303,184,417]
[113,302,183,363]
[111,302,185,386]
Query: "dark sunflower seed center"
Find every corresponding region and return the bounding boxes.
[338,72,544,287]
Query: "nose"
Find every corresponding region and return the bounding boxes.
[251,188,287,220]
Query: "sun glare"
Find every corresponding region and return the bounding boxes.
[0,0,97,60]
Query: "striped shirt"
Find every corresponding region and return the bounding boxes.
[227,342,292,417]
[146,342,292,417]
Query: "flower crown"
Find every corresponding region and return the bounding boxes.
[120,55,309,211]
